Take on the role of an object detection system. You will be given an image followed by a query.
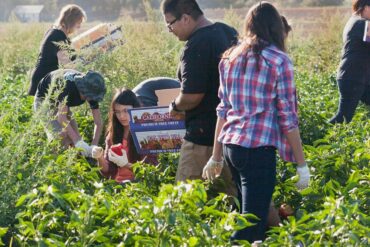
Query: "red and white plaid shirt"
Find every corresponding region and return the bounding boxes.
[217,44,299,162]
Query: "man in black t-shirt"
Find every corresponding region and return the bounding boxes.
[161,0,238,195]
[34,69,106,156]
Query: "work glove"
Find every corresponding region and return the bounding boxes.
[202,156,224,181]
[296,163,310,189]
[108,149,129,167]
[91,146,104,159]
[75,139,92,157]
[63,70,79,81]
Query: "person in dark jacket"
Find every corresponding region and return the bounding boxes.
[133,77,180,107]
[330,0,370,123]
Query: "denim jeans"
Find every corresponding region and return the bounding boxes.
[223,144,277,243]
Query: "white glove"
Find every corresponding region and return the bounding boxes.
[75,139,92,157]
[91,146,104,159]
[108,149,129,167]
[202,156,224,181]
[296,163,310,189]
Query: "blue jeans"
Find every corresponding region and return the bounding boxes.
[223,144,276,243]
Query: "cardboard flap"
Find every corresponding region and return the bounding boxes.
[155,88,181,106]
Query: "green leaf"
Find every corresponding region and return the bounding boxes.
[188,237,198,247]
[0,227,8,245]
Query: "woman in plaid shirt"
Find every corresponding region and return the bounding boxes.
[202,2,310,243]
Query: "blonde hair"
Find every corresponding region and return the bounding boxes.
[54,4,86,34]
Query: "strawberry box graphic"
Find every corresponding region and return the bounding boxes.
[134,130,186,154]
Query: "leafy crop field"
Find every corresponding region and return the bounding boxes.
[206,6,352,35]
[0,9,369,247]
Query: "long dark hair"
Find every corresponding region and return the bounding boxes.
[106,88,141,162]
[224,1,286,67]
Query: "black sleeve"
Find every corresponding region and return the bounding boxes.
[44,30,69,60]
[57,79,71,105]
[352,20,370,51]
[88,100,99,109]
[352,19,366,39]
[180,40,211,94]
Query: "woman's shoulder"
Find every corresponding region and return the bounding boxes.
[345,15,366,33]
[348,15,366,25]
[45,28,67,41]
[263,45,292,66]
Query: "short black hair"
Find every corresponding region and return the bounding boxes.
[161,0,203,20]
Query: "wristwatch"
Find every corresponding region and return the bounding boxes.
[171,100,182,112]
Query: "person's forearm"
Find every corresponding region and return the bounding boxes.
[57,50,72,65]
[91,109,103,145]
[57,115,81,144]
[97,155,109,173]
[92,123,103,145]
[174,93,204,111]
[175,97,196,110]
[69,119,79,136]
[212,117,226,161]
[285,128,305,165]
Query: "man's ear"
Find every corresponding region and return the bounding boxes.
[182,14,192,24]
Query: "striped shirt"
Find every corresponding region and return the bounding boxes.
[217,44,298,162]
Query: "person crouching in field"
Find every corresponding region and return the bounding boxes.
[91,89,157,184]
[330,0,370,123]
[133,77,180,107]
[29,4,86,96]
[34,69,106,157]
[202,2,310,243]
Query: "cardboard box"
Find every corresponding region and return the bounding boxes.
[71,23,123,51]
[155,88,181,106]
